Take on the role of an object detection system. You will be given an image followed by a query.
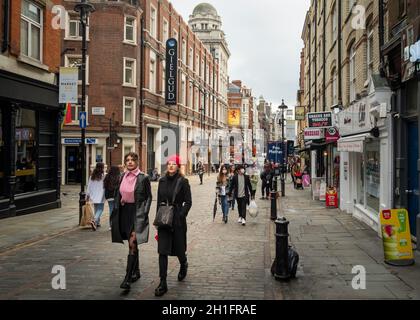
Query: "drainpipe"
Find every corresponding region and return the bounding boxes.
[2,0,10,53]
[139,16,145,164]
[338,0,342,105]
[323,0,326,112]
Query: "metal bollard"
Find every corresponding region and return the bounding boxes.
[270,191,277,220]
[274,217,290,281]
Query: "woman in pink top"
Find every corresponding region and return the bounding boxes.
[111,152,152,290]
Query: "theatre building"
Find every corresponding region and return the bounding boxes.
[0,0,62,218]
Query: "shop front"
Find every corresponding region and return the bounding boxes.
[337,77,393,234]
[0,70,61,218]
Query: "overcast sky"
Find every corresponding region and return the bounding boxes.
[169,0,310,111]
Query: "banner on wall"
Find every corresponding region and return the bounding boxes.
[228,109,241,127]
[380,209,415,266]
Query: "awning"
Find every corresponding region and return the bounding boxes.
[337,133,371,153]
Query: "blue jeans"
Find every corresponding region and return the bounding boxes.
[94,203,105,226]
[220,195,229,217]
[108,200,115,227]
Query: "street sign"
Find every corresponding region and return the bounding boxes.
[92,107,105,115]
[62,138,97,145]
[79,111,87,128]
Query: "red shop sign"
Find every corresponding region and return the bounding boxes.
[326,188,338,208]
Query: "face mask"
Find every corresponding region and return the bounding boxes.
[240,169,245,174]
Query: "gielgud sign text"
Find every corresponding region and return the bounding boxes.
[165,38,178,105]
[307,111,333,128]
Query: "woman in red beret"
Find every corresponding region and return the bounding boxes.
[154,155,192,297]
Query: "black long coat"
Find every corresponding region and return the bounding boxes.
[229,174,253,205]
[111,173,152,244]
[156,174,192,256]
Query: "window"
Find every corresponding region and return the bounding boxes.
[331,69,338,105]
[189,47,193,69]
[124,16,136,44]
[195,88,199,111]
[349,44,356,102]
[188,82,193,108]
[367,26,374,81]
[358,141,380,212]
[150,6,157,38]
[65,55,89,84]
[163,19,169,44]
[195,54,199,73]
[201,60,204,78]
[149,53,156,93]
[123,58,136,86]
[182,40,187,65]
[332,3,338,43]
[123,97,136,125]
[21,0,42,61]
[124,145,134,159]
[95,147,104,163]
[173,30,178,43]
[181,75,186,105]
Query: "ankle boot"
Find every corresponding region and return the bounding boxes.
[154,278,168,297]
[131,252,141,283]
[120,254,136,290]
[178,261,188,281]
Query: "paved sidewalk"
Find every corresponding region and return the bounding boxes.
[271,180,420,299]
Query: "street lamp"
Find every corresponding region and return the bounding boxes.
[278,99,288,197]
[75,0,94,225]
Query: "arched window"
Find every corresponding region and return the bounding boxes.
[331,67,338,105]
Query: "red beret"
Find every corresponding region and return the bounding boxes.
[167,154,181,167]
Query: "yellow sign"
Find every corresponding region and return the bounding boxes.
[380,209,414,262]
[228,109,241,126]
[295,106,305,120]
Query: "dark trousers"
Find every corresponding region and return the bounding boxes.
[159,253,187,279]
[261,181,270,198]
[237,197,247,220]
[251,189,256,198]
[199,174,203,184]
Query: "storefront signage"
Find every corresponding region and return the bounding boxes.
[91,107,105,115]
[59,67,78,104]
[325,127,340,142]
[295,106,305,120]
[228,109,241,127]
[337,99,373,136]
[380,209,414,264]
[307,112,332,128]
[304,128,324,140]
[62,138,97,145]
[165,38,178,105]
[337,140,363,153]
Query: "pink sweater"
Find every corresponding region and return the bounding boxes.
[119,168,140,204]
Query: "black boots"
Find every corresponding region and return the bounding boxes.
[154,278,168,297]
[131,252,141,283]
[178,261,188,281]
[120,254,136,290]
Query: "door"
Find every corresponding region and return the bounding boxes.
[66,146,81,184]
[147,128,155,175]
[407,122,418,236]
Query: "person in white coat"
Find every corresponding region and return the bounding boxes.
[86,162,105,230]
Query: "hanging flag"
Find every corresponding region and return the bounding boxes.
[62,103,72,128]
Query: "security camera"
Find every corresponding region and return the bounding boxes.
[393,113,400,119]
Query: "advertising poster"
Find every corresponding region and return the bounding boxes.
[295,106,305,120]
[307,112,333,128]
[380,209,414,265]
[59,67,78,104]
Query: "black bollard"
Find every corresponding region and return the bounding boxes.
[274,217,290,281]
[270,191,277,220]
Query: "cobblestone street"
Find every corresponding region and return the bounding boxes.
[0,174,420,300]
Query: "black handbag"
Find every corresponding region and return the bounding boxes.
[153,177,182,229]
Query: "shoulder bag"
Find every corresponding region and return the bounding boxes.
[153,177,182,229]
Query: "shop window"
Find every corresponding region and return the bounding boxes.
[15,108,37,194]
[365,141,380,212]
[0,109,5,199]
[96,147,103,163]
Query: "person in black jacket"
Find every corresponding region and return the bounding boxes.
[228,164,253,226]
[111,152,152,290]
[103,166,121,230]
[260,164,273,199]
[155,155,192,297]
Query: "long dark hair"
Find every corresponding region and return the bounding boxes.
[104,166,120,190]
[217,165,228,183]
[91,162,104,181]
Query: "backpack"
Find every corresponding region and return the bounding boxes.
[270,246,299,279]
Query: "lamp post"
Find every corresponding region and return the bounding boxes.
[279,100,288,197]
[108,112,115,167]
[75,0,94,225]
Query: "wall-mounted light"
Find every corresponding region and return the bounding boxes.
[323,151,328,157]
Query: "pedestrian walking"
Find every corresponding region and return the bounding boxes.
[228,165,236,210]
[229,164,253,226]
[260,164,272,200]
[103,166,121,230]
[249,165,259,199]
[155,155,192,297]
[197,161,205,185]
[110,152,152,290]
[86,162,106,230]
[216,165,230,223]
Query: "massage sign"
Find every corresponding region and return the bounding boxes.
[165,38,178,105]
[307,112,333,128]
